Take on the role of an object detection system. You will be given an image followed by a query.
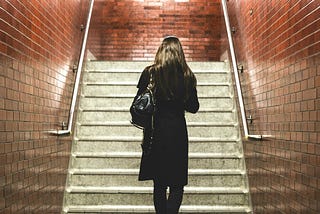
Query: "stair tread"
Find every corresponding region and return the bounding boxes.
[66,186,249,194]
[86,71,230,76]
[83,82,231,86]
[87,66,228,71]
[65,204,252,213]
[86,64,228,73]
[80,107,234,112]
[82,94,233,98]
[79,121,237,127]
[76,136,240,142]
[72,152,242,159]
[70,168,245,175]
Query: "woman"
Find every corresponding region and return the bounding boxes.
[135,36,199,214]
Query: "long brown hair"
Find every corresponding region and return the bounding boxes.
[152,36,196,101]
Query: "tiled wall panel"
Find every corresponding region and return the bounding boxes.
[87,0,221,61]
[0,0,89,213]
[226,0,320,213]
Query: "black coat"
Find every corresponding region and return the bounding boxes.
[136,67,199,186]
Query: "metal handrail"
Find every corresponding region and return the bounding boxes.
[49,0,94,135]
[221,0,271,140]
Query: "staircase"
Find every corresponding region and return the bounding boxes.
[63,61,252,213]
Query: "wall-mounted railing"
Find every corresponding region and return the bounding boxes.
[49,0,94,135]
[221,0,271,140]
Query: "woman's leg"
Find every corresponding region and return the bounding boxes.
[167,185,184,214]
[153,180,167,214]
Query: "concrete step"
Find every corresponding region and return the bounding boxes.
[85,61,150,72]
[78,107,236,123]
[65,186,249,206]
[81,82,232,97]
[84,70,230,85]
[69,168,245,188]
[75,136,241,143]
[71,152,243,170]
[186,108,236,123]
[76,122,239,139]
[86,61,228,73]
[64,204,252,213]
[80,95,234,109]
[74,139,241,154]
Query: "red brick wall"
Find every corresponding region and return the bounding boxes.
[226,0,320,213]
[0,0,89,213]
[87,0,221,61]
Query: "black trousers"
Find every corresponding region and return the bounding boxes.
[153,180,184,214]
